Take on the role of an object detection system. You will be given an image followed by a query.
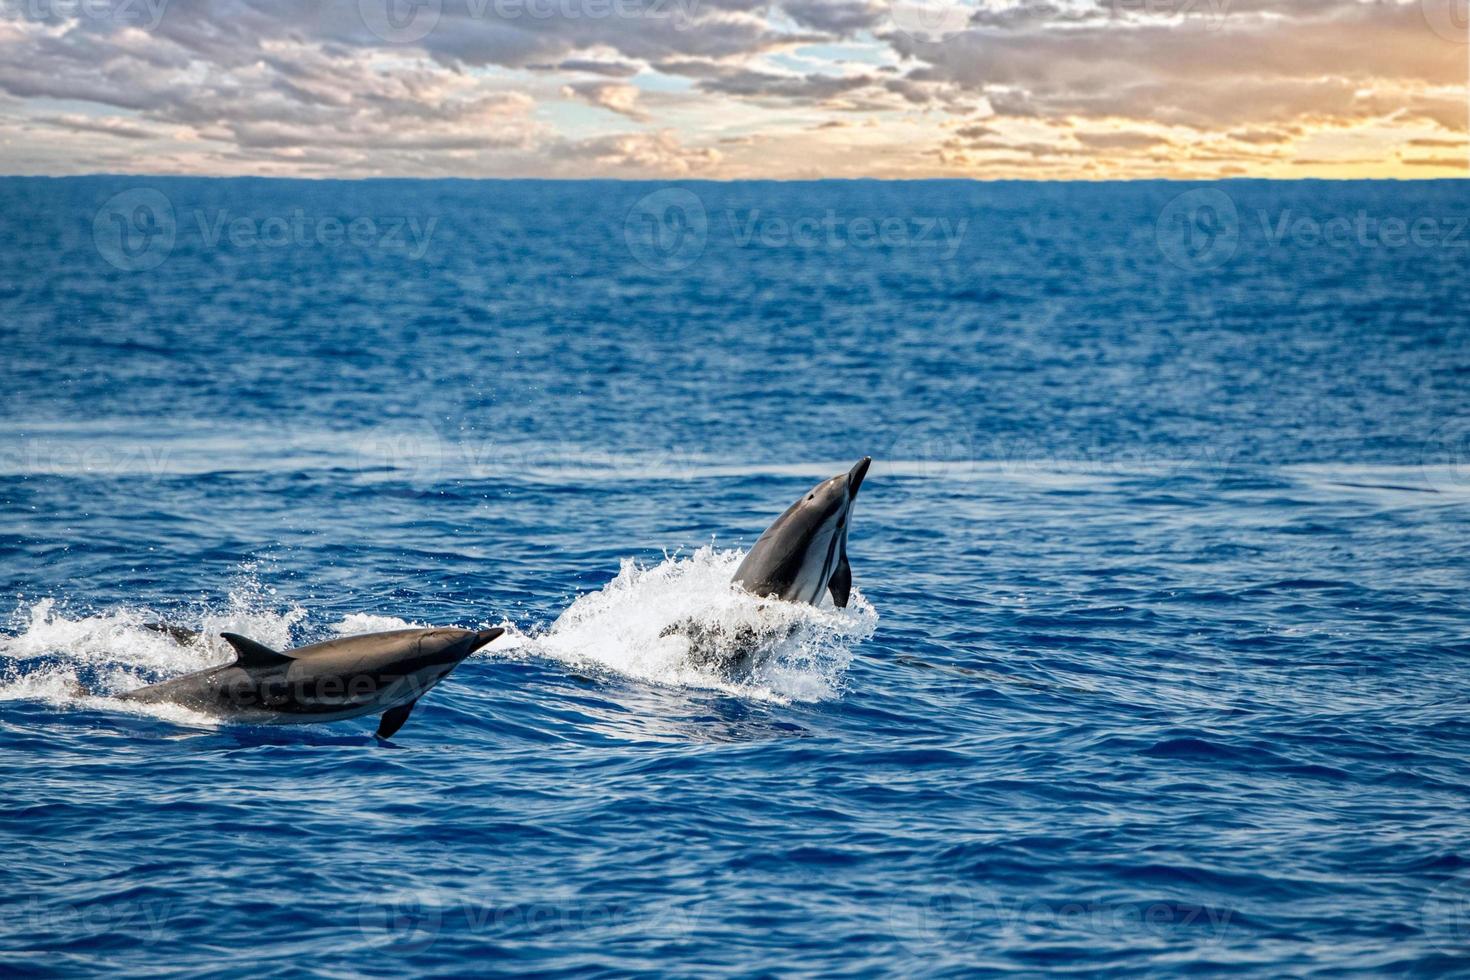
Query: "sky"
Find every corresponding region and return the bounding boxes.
[0,0,1465,178]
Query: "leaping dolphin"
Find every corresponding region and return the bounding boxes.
[663,457,872,674]
[732,456,870,607]
[117,626,503,738]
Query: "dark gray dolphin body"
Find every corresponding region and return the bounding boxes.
[119,626,503,738]
[732,456,870,607]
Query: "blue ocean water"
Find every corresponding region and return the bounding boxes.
[1,176,1468,976]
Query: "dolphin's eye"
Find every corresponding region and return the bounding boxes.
[807,494,814,500]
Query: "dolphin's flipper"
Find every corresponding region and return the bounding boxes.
[376,699,417,739]
[220,633,295,669]
[829,553,852,608]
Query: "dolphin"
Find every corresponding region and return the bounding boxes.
[731,456,870,607]
[117,626,503,738]
[662,457,871,675]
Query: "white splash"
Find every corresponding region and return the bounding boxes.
[330,611,423,635]
[0,549,876,723]
[516,545,877,703]
[0,563,309,721]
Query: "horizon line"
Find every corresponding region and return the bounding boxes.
[3,173,1467,184]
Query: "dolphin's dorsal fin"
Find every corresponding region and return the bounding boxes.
[220,632,294,669]
[829,553,852,608]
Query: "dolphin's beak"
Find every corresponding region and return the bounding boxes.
[846,456,871,498]
[470,627,505,653]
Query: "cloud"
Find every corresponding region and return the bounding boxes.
[698,69,877,101]
[553,128,720,173]
[543,58,642,77]
[953,124,996,139]
[779,0,887,34]
[27,113,158,140]
[1403,156,1468,169]
[1073,131,1170,150]
[895,1,1462,129]
[1227,126,1303,145]
[0,0,1457,177]
[562,80,649,120]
